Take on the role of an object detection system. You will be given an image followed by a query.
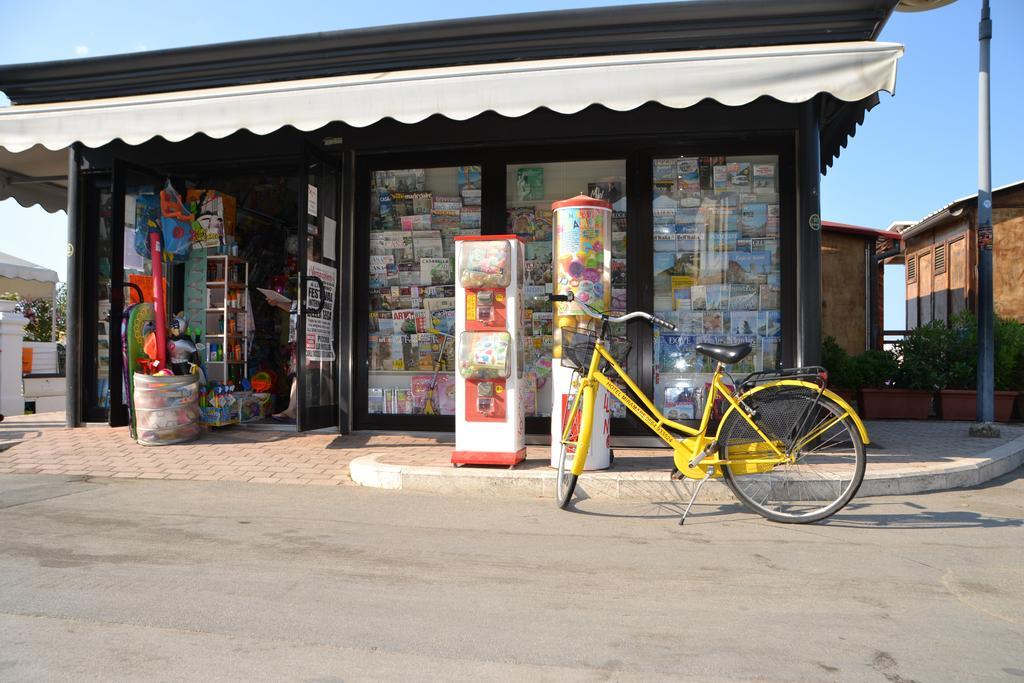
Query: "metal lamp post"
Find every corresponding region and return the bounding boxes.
[898,0,997,435]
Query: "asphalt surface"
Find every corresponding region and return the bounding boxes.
[1,469,1022,682]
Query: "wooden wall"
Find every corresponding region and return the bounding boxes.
[994,205,1024,322]
[904,218,971,327]
[822,231,868,354]
[903,185,1024,327]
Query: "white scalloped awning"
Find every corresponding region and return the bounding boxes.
[0,40,902,211]
[1,41,902,152]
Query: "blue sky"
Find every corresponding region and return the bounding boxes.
[2,0,1022,330]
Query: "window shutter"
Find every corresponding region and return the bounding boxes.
[907,254,917,282]
[934,242,946,274]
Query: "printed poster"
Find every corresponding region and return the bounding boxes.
[305,260,337,362]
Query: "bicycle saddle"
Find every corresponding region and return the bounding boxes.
[695,342,752,364]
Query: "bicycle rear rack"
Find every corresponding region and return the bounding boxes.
[737,365,827,391]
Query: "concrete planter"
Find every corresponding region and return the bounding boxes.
[937,389,1017,422]
[858,388,932,420]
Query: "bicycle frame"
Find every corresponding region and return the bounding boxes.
[563,339,801,480]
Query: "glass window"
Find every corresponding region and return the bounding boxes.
[505,160,627,418]
[366,166,481,415]
[652,155,781,421]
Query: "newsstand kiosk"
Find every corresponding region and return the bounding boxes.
[452,235,527,466]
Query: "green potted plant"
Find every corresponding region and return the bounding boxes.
[847,348,918,419]
[937,312,1023,421]
[821,336,857,406]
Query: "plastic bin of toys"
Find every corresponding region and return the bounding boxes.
[133,373,202,446]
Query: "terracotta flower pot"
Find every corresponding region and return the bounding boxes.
[858,388,933,420]
[937,389,1018,422]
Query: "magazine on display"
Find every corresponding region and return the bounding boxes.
[739,202,768,238]
[515,168,545,201]
[761,336,781,370]
[663,384,697,420]
[759,284,780,309]
[675,310,702,335]
[420,257,454,286]
[702,311,725,334]
[412,231,443,259]
[728,283,759,310]
[728,310,758,336]
[758,310,782,337]
[752,163,776,195]
[658,334,698,374]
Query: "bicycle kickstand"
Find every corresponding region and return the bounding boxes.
[679,466,714,526]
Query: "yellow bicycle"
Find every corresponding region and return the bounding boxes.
[552,292,868,524]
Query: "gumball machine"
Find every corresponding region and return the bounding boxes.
[452,236,526,467]
[550,195,613,470]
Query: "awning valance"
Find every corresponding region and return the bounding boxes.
[0,41,902,154]
[0,250,60,299]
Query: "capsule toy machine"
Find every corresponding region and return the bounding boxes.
[452,235,526,466]
[550,195,613,470]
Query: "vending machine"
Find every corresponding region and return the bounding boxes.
[550,195,613,470]
[452,235,527,466]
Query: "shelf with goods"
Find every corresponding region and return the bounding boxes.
[651,153,782,420]
[366,165,477,417]
[205,254,249,383]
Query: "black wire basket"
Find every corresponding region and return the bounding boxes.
[560,327,631,370]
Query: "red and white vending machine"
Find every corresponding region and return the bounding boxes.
[452,235,526,467]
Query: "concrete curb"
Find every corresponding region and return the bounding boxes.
[349,432,1024,502]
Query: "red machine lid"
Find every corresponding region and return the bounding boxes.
[453,234,524,242]
[551,194,612,211]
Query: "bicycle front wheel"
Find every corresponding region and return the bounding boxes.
[556,380,595,509]
[720,386,866,523]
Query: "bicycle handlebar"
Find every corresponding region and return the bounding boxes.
[547,291,677,331]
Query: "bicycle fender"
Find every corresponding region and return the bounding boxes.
[717,380,870,445]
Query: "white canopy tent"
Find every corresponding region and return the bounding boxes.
[0,250,60,343]
[0,40,903,212]
[0,250,59,301]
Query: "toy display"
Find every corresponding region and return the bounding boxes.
[133,373,201,446]
[200,382,240,426]
[453,236,526,466]
[122,302,156,439]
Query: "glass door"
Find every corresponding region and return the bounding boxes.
[296,144,342,431]
[81,172,114,423]
[110,161,166,427]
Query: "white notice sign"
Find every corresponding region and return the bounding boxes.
[307,184,318,217]
[305,260,336,362]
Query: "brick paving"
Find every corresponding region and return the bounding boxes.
[1,412,1021,487]
[0,413,453,486]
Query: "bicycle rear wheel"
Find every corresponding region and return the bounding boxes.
[720,386,865,523]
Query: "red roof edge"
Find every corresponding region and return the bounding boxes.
[822,220,901,240]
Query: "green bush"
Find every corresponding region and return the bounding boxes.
[894,321,949,390]
[846,349,900,390]
[940,312,1024,391]
[821,336,854,390]
[995,316,1024,391]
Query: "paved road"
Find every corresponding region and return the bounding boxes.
[1,470,1022,681]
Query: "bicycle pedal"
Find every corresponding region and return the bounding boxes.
[670,468,685,481]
